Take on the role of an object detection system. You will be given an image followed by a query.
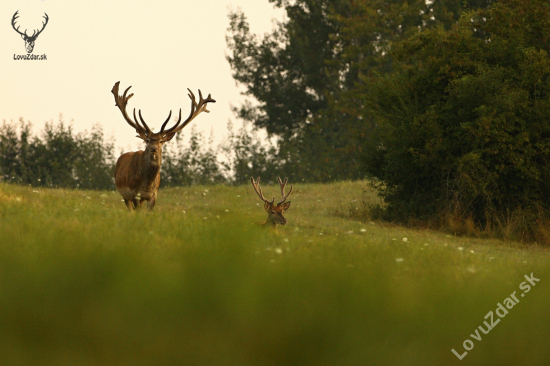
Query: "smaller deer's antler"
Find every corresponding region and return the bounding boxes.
[277,177,293,206]
[251,177,274,204]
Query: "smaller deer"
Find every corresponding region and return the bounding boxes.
[251,177,293,228]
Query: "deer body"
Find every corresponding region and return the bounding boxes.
[111,81,215,211]
[114,150,161,210]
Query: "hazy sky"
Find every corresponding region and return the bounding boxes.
[1,0,284,152]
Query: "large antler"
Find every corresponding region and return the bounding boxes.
[251,177,274,204]
[277,177,293,206]
[162,89,216,134]
[111,81,152,136]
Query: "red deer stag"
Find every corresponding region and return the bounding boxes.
[112,81,215,211]
[251,177,293,228]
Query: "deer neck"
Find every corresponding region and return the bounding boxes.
[266,214,280,227]
[140,150,162,182]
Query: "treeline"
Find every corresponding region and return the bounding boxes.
[0,118,115,190]
[226,0,493,183]
[227,0,550,241]
[0,118,283,189]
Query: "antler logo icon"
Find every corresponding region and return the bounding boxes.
[12,11,49,54]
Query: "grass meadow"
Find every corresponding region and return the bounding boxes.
[0,180,549,365]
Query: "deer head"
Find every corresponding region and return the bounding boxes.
[251,177,293,226]
[111,81,216,165]
[12,11,48,54]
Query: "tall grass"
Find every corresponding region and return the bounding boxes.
[0,181,549,365]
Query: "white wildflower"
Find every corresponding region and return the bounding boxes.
[402,237,408,242]
[395,258,404,263]
[458,247,464,251]
[360,228,367,232]
[275,248,283,254]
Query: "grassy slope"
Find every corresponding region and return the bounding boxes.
[0,181,549,366]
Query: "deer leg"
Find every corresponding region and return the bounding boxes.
[124,200,134,211]
[147,195,157,211]
[132,198,140,210]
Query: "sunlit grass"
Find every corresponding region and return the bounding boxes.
[0,181,549,365]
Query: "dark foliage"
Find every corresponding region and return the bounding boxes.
[226,0,491,182]
[365,0,550,232]
[0,117,115,190]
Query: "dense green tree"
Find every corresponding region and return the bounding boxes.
[365,0,550,231]
[226,0,491,182]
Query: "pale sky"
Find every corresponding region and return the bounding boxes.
[0,0,284,152]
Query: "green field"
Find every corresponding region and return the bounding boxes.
[0,181,548,366]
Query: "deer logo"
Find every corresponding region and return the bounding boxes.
[12,11,49,54]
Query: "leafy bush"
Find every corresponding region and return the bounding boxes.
[161,125,226,187]
[365,0,550,239]
[0,117,115,190]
